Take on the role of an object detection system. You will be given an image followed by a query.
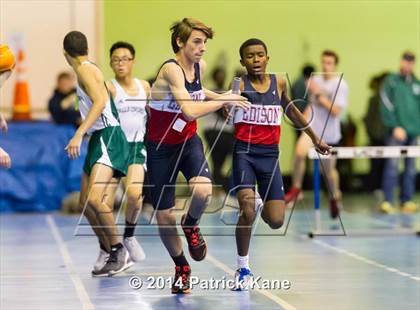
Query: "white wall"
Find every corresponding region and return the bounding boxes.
[0,0,101,119]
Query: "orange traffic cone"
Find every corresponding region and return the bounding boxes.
[12,49,31,121]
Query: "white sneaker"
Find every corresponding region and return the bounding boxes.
[93,249,109,272]
[123,236,146,262]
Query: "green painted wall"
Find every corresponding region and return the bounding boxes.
[103,0,419,174]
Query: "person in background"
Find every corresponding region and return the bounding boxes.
[285,50,349,219]
[379,51,420,214]
[363,73,388,194]
[104,41,149,265]
[203,66,235,195]
[48,72,81,127]
[291,64,316,113]
[337,113,357,191]
[286,64,316,192]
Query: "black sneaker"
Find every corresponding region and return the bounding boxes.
[181,214,207,261]
[95,246,132,277]
[171,265,191,294]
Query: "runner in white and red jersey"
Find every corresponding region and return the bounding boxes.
[231,38,331,290]
[146,18,249,294]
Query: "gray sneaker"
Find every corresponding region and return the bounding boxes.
[95,246,133,277]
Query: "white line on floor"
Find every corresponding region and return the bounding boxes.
[313,239,420,282]
[46,214,95,310]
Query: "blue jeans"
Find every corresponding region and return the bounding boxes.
[382,135,418,204]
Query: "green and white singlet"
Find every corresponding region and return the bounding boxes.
[76,61,129,176]
[111,78,147,165]
[77,82,120,135]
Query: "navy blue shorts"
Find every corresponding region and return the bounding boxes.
[146,135,212,210]
[232,140,284,201]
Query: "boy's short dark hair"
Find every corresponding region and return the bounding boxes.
[63,31,88,57]
[239,38,268,59]
[109,41,136,58]
[302,64,315,79]
[57,71,73,82]
[322,50,339,64]
[402,51,415,62]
